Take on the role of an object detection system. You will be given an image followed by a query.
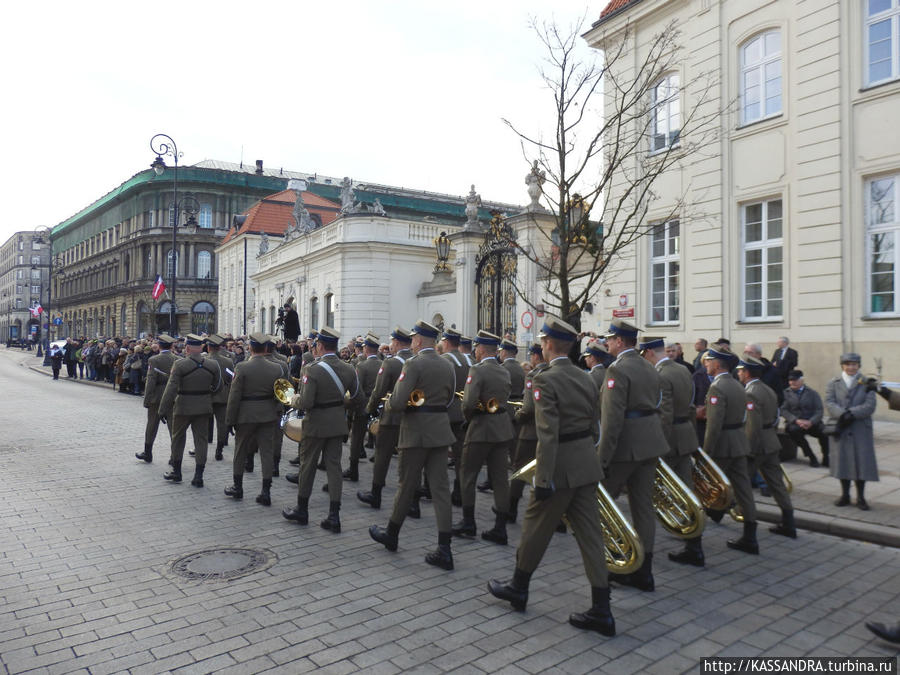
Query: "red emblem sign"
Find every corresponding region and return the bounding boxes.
[710,396,718,405]
[302,375,308,384]
[534,389,541,401]
[398,373,405,382]
[466,375,472,384]
[526,381,532,389]
[747,402,755,410]
[607,379,615,389]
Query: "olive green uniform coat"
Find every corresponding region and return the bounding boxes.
[366,348,412,487]
[745,378,792,511]
[226,354,284,480]
[143,350,178,449]
[657,357,698,487]
[159,354,222,466]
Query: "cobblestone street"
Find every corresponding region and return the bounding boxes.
[1,348,899,674]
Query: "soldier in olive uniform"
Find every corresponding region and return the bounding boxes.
[640,337,705,567]
[508,344,547,522]
[158,334,222,486]
[224,334,284,505]
[205,335,234,462]
[370,320,457,570]
[136,334,178,463]
[703,347,760,554]
[357,327,414,509]
[264,339,290,475]
[584,340,607,419]
[438,328,469,506]
[282,327,359,533]
[452,330,514,544]
[346,333,382,481]
[459,336,474,367]
[488,316,613,636]
[599,321,667,592]
[737,356,795,538]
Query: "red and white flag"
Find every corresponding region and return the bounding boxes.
[29,303,43,317]
[152,275,166,300]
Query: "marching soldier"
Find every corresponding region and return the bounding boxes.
[478,338,524,493]
[640,337,704,567]
[357,327,414,509]
[282,326,359,533]
[702,346,760,554]
[224,334,284,505]
[265,338,290,476]
[459,335,474,367]
[453,330,514,544]
[488,316,613,635]
[599,322,667,592]
[438,328,469,506]
[346,333,382,481]
[158,334,222,486]
[583,340,607,419]
[205,335,234,461]
[507,343,547,523]
[136,334,178,463]
[370,320,457,570]
[737,355,796,538]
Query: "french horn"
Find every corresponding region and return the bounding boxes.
[274,378,304,442]
[511,459,645,574]
[691,448,734,511]
[654,459,706,539]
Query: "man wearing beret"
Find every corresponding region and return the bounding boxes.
[599,323,667,591]
[205,335,235,462]
[370,320,457,570]
[357,327,414,509]
[136,334,179,464]
[703,346,760,554]
[158,334,223,486]
[283,326,360,533]
[508,344,548,522]
[345,333,382,482]
[488,316,613,636]
[737,356,795,538]
[224,334,284,505]
[453,330,514,544]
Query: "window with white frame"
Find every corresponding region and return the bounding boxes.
[31,256,40,265]
[168,204,176,227]
[650,74,680,153]
[166,249,178,278]
[740,30,782,125]
[197,251,211,279]
[742,199,784,320]
[649,220,680,323]
[867,174,900,314]
[866,0,900,85]
[199,204,213,229]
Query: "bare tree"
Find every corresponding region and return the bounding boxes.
[505,16,721,330]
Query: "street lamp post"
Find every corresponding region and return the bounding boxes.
[150,133,181,336]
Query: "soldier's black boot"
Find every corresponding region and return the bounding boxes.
[320,501,341,533]
[508,496,519,524]
[357,483,383,509]
[866,621,900,644]
[282,496,309,524]
[163,460,182,482]
[256,479,272,506]
[609,552,654,591]
[669,536,705,567]
[727,521,759,554]
[369,520,401,552]
[407,492,421,519]
[481,511,508,545]
[705,507,725,523]
[425,532,454,570]
[451,506,477,537]
[190,464,205,488]
[285,472,299,484]
[569,586,616,636]
[289,455,301,466]
[214,441,224,461]
[451,479,462,507]
[136,445,153,463]
[820,437,830,468]
[224,474,243,499]
[487,567,531,611]
[770,508,797,538]
[342,460,359,482]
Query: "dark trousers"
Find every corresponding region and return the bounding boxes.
[66,362,76,378]
[169,414,210,466]
[602,458,658,554]
[461,440,510,513]
[716,455,757,522]
[509,437,537,502]
[371,425,400,487]
[751,452,792,511]
[234,421,277,480]
[144,403,166,448]
[787,422,829,460]
[348,407,368,461]
[389,446,452,532]
[298,436,343,501]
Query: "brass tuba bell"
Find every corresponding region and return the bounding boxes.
[511,459,645,574]
[274,378,304,442]
[691,448,734,511]
[653,459,706,539]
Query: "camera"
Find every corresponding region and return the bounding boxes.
[275,307,285,326]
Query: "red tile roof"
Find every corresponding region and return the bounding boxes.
[598,0,641,22]
[221,189,340,244]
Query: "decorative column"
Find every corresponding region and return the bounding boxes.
[449,229,482,335]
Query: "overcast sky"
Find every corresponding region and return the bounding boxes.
[1,1,598,244]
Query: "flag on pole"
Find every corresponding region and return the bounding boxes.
[152,275,166,300]
[29,303,43,317]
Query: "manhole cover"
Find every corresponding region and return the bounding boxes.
[170,548,276,582]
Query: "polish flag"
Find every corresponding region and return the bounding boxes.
[29,303,43,317]
[152,275,166,300]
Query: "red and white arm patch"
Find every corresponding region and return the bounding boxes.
[526,380,532,389]
[607,378,615,389]
[377,367,383,375]
[302,375,308,384]
[533,389,541,401]
[466,375,472,384]
[398,372,405,382]
[747,402,754,410]
[709,396,718,405]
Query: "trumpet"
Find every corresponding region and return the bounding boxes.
[507,400,524,409]
[691,448,734,511]
[729,465,793,523]
[654,459,706,539]
[511,459,645,574]
[455,391,501,413]
[382,389,426,407]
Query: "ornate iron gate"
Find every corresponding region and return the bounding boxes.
[475,214,517,337]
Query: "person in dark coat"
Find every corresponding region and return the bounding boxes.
[771,336,798,389]
[782,370,829,467]
[49,344,63,380]
[825,353,878,510]
[281,303,300,342]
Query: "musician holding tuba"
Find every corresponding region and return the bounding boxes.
[598,326,668,592]
[452,330,514,544]
[488,316,614,636]
[222,334,284,504]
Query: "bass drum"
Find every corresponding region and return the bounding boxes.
[280,409,304,443]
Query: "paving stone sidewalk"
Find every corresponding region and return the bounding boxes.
[2,348,899,674]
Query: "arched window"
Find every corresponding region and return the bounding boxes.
[197,251,212,279]
[740,30,782,125]
[120,303,127,336]
[167,249,178,278]
[269,305,276,334]
[325,293,335,327]
[260,307,267,333]
[310,297,319,331]
[199,204,213,229]
[192,301,215,334]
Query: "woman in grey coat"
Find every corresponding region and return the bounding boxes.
[825,353,878,510]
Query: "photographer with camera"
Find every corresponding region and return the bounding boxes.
[279,302,300,342]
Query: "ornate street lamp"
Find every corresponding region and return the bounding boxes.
[150,133,181,335]
[433,231,451,272]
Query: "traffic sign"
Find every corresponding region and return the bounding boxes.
[520,310,534,330]
[53,317,63,325]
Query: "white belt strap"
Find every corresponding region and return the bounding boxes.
[317,361,346,398]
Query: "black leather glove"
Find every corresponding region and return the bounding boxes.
[866,377,879,392]
[838,411,853,427]
[879,386,893,402]
[534,485,555,501]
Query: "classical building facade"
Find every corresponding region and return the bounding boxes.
[584,0,900,410]
[0,230,51,343]
[49,163,288,338]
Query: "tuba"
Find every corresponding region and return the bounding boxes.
[654,459,706,539]
[274,378,304,442]
[511,459,645,574]
[730,465,793,522]
[691,448,734,511]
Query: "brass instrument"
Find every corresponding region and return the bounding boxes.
[274,378,304,442]
[381,389,426,407]
[653,459,706,539]
[454,390,500,413]
[691,448,734,511]
[730,465,793,523]
[507,400,524,409]
[511,459,645,574]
